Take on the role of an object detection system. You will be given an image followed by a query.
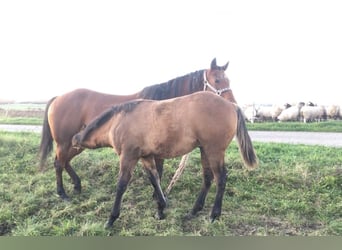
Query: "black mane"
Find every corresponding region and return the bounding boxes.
[138,70,205,100]
[80,100,145,141]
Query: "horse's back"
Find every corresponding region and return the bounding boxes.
[48,88,136,144]
[185,92,238,141]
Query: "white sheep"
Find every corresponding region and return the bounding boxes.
[301,105,327,123]
[277,103,304,122]
[326,104,340,120]
[254,103,291,122]
[255,106,273,122]
[271,103,291,121]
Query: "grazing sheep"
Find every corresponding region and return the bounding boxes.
[277,103,304,122]
[252,103,291,122]
[255,106,274,122]
[326,105,341,120]
[271,103,291,121]
[301,105,327,123]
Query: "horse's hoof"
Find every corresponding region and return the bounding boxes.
[210,213,221,223]
[155,212,166,220]
[183,212,196,221]
[58,193,70,201]
[104,221,113,229]
[73,187,82,195]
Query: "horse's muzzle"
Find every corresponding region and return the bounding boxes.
[71,134,82,149]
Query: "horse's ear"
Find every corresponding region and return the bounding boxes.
[222,61,229,71]
[210,58,217,69]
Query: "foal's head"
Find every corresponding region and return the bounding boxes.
[205,58,237,103]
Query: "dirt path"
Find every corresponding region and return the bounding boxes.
[1,125,342,147]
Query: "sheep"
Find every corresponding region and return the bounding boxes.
[243,105,258,123]
[326,105,340,120]
[301,105,327,123]
[277,103,304,122]
[255,106,274,122]
[253,103,291,122]
[270,103,291,121]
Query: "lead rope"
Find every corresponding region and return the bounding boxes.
[165,153,190,195]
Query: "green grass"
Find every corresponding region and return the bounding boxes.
[0,131,341,236]
[0,117,43,125]
[247,120,342,132]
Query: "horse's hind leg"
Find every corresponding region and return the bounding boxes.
[208,153,227,222]
[188,147,214,218]
[54,157,69,200]
[141,156,167,220]
[65,148,83,194]
[65,162,81,194]
[54,146,81,200]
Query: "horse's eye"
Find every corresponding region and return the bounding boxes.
[215,79,220,84]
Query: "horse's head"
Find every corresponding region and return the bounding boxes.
[204,58,237,104]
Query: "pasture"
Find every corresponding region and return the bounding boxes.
[0,103,44,125]
[0,131,341,236]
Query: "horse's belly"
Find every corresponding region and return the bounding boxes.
[153,139,197,159]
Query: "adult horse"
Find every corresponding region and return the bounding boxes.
[39,58,237,200]
[72,91,258,227]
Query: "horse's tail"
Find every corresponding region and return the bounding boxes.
[39,96,56,170]
[235,106,258,170]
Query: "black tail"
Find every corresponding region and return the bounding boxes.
[235,106,258,170]
[39,96,56,170]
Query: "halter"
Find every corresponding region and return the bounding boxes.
[203,71,231,96]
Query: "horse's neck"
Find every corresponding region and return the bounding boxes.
[137,72,204,100]
[81,121,113,149]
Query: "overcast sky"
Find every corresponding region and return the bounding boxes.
[1,0,341,105]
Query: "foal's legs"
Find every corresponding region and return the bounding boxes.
[189,147,214,217]
[152,158,164,200]
[106,155,138,228]
[208,153,227,222]
[141,156,167,220]
[189,148,227,222]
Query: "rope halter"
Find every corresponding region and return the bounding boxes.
[203,70,231,96]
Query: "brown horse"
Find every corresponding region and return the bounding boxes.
[72,91,258,227]
[39,58,237,200]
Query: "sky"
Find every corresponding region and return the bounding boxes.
[1,0,341,105]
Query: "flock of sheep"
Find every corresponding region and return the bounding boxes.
[243,102,341,123]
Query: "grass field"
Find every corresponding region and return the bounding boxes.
[0,131,341,236]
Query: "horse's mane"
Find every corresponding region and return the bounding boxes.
[138,70,205,100]
[80,100,145,141]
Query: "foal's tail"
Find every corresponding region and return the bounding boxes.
[39,96,56,170]
[235,106,258,170]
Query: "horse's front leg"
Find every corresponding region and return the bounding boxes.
[187,148,213,219]
[141,156,167,220]
[106,156,137,228]
[152,158,164,200]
